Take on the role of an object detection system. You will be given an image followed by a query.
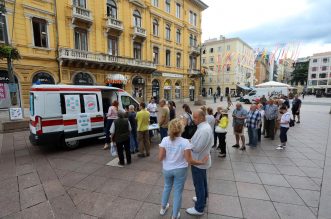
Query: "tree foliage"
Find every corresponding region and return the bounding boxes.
[291,61,308,85]
[0,45,21,60]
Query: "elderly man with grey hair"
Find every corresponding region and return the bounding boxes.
[110,110,132,166]
[186,109,213,216]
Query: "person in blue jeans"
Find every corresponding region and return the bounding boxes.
[245,104,261,147]
[186,110,214,216]
[159,118,208,219]
[127,105,138,153]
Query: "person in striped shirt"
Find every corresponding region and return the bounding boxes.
[245,104,261,147]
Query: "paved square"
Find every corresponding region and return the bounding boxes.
[0,98,330,218]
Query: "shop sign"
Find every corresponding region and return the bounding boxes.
[162,73,183,78]
[164,86,172,90]
[32,73,55,85]
[152,72,162,77]
[175,86,181,89]
[106,74,127,84]
[189,86,195,89]
[0,83,6,99]
[105,79,123,84]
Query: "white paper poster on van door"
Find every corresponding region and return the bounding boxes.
[77,114,92,133]
[83,95,98,113]
[65,95,81,114]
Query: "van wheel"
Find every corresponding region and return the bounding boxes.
[245,99,250,104]
[63,139,80,150]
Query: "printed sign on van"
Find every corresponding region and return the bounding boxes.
[83,95,98,113]
[65,95,81,114]
[77,114,92,133]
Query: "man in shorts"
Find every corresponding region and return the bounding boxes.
[232,103,248,150]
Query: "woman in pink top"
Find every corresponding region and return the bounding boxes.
[104,100,119,149]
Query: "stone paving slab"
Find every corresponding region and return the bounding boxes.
[0,99,330,219]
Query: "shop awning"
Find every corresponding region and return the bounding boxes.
[237,85,252,90]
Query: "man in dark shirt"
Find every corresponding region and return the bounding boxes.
[292,95,302,123]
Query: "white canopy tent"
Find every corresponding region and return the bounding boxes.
[255,81,291,88]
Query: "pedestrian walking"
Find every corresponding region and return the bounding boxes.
[220,93,224,102]
[104,100,119,150]
[292,95,302,123]
[213,93,217,103]
[227,95,233,110]
[213,107,223,148]
[147,97,158,137]
[245,104,261,147]
[232,103,248,150]
[136,102,151,157]
[110,111,132,166]
[159,118,208,219]
[264,99,278,140]
[159,99,170,140]
[128,105,138,154]
[186,110,214,216]
[277,106,291,150]
[215,110,229,157]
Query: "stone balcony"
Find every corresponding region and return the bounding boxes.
[189,45,200,56]
[106,17,123,33]
[133,26,147,40]
[58,48,156,73]
[188,69,201,77]
[72,6,93,26]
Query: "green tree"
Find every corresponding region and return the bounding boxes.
[291,61,308,85]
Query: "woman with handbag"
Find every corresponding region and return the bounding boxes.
[181,104,197,139]
[215,110,229,157]
[213,107,223,148]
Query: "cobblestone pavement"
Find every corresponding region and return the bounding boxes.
[0,98,331,219]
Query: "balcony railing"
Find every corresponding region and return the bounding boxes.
[59,48,156,69]
[188,69,200,75]
[106,17,123,31]
[189,46,200,55]
[133,26,147,38]
[72,6,92,22]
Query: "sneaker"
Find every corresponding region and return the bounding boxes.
[276,146,284,150]
[216,146,221,151]
[218,153,226,157]
[186,207,204,216]
[232,144,239,148]
[103,143,109,150]
[172,212,180,219]
[160,203,169,215]
[192,196,197,202]
[239,146,246,151]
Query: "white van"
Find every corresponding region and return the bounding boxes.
[29,84,139,149]
[243,87,289,104]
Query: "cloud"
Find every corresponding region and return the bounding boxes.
[201,0,331,57]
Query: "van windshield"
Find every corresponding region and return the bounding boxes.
[248,90,256,96]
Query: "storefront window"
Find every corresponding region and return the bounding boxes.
[132,76,145,100]
[32,72,55,85]
[152,79,160,102]
[175,82,181,99]
[164,80,172,100]
[73,72,94,85]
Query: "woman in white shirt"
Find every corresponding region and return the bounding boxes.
[277,106,291,150]
[159,118,208,219]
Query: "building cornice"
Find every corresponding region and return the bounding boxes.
[22,4,55,16]
[190,0,208,10]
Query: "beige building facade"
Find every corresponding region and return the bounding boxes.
[201,37,255,96]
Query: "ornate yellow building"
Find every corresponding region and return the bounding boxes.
[0,0,207,108]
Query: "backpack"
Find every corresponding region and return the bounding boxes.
[182,113,197,139]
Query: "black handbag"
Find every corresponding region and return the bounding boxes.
[182,113,197,139]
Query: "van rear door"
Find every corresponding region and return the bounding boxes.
[60,92,104,141]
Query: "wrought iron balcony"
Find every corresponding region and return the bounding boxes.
[133,26,147,39]
[72,6,93,25]
[58,48,156,73]
[106,17,123,33]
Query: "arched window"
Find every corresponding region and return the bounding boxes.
[32,72,55,85]
[165,24,171,40]
[133,10,141,27]
[152,19,159,36]
[73,72,94,85]
[107,0,117,18]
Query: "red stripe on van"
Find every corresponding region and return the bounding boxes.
[31,117,103,127]
[91,117,104,123]
[31,88,100,92]
[63,119,77,126]
[42,120,63,126]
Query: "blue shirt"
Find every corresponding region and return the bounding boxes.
[232,108,248,126]
[264,104,278,120]
[246,110,261,129]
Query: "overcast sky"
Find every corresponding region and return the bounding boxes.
[201,0,331,58]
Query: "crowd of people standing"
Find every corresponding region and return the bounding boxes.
[102,93,302,218]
